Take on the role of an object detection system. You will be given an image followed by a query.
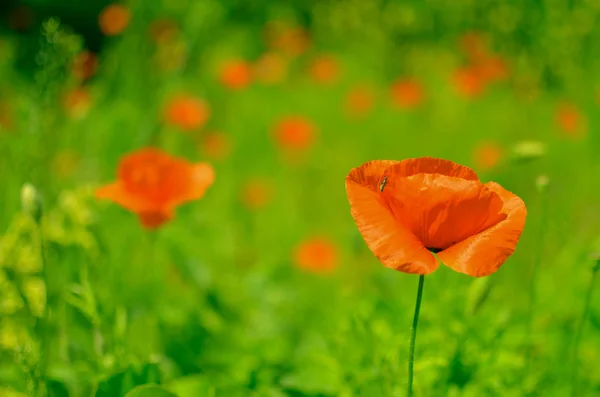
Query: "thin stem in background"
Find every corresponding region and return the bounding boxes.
[407,274,425,397]
[525,179,549,368]
[570,260,599,397]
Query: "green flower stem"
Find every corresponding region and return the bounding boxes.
[570,260,599,396]
[407,274,425,397]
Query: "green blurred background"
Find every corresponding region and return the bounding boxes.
[0,0,599,396]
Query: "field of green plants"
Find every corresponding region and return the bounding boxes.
[0,1,599,396]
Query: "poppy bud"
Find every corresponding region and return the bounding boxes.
[511,140,545,163]
[21,183,43,224]
[535,175,549,193]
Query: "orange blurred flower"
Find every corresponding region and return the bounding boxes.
[473,141,503,170]
[148,18,179,44]
[459,32,489,63]
[253,52,288,85]
[72,51,98,81]
[264,21,310,57]
[309,55,340,84]
[556,103,587,139]
[274,116,316,151]
[345,158,527,276]
[240,178,273,210]
[453,67,485,98]
[96,148,214,229]
[345,85,374,118]
[390,79,424,109]
[98,4,130,36]
[477,56,508,82]
[199,131,231,160]
[294,237,339,274]
[64,87,92,119]
[164,95,210,131]
[219,59,252,90]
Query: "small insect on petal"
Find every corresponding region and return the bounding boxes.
[379,176,388,192]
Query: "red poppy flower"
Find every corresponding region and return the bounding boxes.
[294,237,338,273]
[219,59,252,90]
[98,4,130,36]
[476,56,508,83]
[240,178,273,210]
[453,67,486,98]
[309,55,340,84]
[345,158,526,277]
[473,141,503,171]
[390,79,424,109]
[64,88,92,119]
[274,116,316,151]
[164,95,210,131]
[199,131,231,161]
[72,51,98,81]
[555,103,587,139]
[345,85,374,118]
[96,148,214,229]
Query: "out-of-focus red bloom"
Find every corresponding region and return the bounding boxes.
[264,21,310,57]
[148,18,179,44]
[556,103,587,139]
[96,148,214,229]
[219,60,252,90]
[476,56,508,83]
[164,95,210,131]
[99,4,130,36]
[199,131,231,161]
[0,102,13,132]
[345,85,374,118]
[294,237,339,274]
[64,88,92,119]
[253,52,288,85]
[453,67,485,98]
[9,6,34,32]
[473,141,503,171]
[274,116,316,151]
[309,55,340,84]
[390,79,425,109]
[73,51,98,81]
[241,178,273,210]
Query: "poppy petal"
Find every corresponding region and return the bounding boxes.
[138,209,173,229]
[347,160,399,191]
[170,162,215,206]
[381,173,506,251]
[345,179,438,274]
[384,157,479,180]
[96,182,153,212]
[437,182,527,277]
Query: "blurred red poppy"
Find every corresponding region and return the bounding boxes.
[274,116,316,151]
[200,132,231,161]
[164,95,210,131]
[219,60,252,90]
[0,101,13,132]
[241,178,273,210]
[64,88,92,119]
[556,103,587,139]
[264,21,310,57]
[453,67,485,98]
[96,148,214,229]
[99,4,130,36]
[391,79,424,109]
[473,141,503,170]
[459,32,489,63]
[345,85,374,118]
[73,51,98,81]
[294,237,338,273]
[309,55,340,84]
[346,158,526,276]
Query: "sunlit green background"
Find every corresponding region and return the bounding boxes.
[1,0,599,396]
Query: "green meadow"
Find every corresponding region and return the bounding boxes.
[0,1,599,396]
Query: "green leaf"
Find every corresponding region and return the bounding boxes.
[124,385,178,397]
[167,375,214,397]
[94,363,163,397]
